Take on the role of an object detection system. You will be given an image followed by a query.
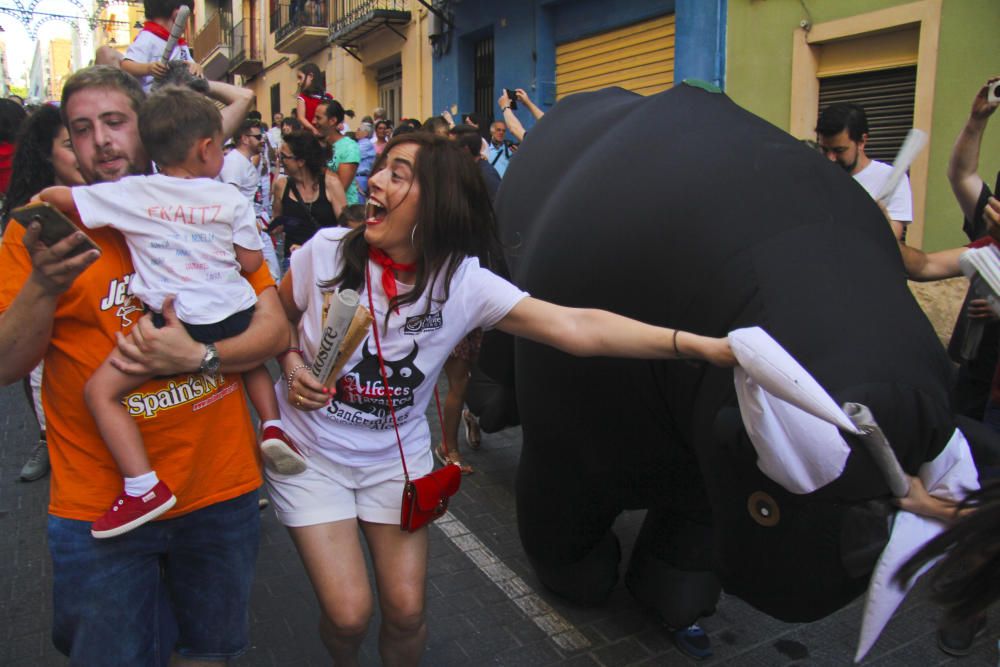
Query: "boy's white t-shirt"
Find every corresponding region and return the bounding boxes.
[124,30,194,93]
[279,227,528,467]
[72,174,263,325]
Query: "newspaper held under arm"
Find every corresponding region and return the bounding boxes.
[160,5,191,64]
[311,289,359,386]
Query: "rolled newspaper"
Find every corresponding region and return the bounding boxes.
[875,128,927,204]
[842,402,911,498]
[311,289,359,384]
[319,305,374,388]
[161,5,191,64]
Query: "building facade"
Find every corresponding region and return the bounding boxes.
[191,0,434,125]
[726,0,1000,251]
[431,0,726,135]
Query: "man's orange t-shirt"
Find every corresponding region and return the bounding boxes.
[0,221,274,521]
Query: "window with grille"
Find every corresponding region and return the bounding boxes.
[818,66,916,163]
[270,83,281,119]
[473,35,494,122]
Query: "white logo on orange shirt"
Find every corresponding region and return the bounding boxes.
[99,274,142,327]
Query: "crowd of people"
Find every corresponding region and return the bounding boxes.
[0,0,998,662]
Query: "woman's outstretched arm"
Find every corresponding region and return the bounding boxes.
[495,297,736,366]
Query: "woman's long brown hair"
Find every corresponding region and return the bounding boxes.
[322,133,501,328]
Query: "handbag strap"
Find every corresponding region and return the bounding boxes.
[365,262,452,484]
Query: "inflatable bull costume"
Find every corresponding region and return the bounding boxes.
[486,82,984,660]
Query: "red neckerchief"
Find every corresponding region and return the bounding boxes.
[369,247,416,313]
[142,21,187,46]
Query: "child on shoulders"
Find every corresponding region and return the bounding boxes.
[122,0,203,92]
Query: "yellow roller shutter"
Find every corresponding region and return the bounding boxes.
[556,14,675,101]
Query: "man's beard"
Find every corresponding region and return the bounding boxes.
[840,154,858,173]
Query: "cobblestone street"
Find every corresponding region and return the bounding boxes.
[0,381,995,666]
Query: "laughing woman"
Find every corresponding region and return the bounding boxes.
[267,132,736,665]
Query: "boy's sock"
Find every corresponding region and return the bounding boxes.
[124,471,160,497]
[262,419,283,431]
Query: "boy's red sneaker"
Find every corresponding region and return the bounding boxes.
[261,425,307,475]
[91,480,177,539]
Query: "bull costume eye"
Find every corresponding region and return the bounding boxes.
[747,491,780,527]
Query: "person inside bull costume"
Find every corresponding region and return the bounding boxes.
[468,81,999,661]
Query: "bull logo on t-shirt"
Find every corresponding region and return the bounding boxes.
[334,338,424,417]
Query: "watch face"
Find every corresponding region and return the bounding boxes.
[201,344,221,373]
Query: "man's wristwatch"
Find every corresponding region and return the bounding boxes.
[198,343,221,374]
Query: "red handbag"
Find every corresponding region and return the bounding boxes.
[366,265,462,533]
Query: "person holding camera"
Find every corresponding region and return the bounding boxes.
[498,88,544,144]
[486,120,517,178]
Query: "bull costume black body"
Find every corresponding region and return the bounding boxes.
[484,82,966,630]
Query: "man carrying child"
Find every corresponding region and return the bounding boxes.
[0,66,286,665]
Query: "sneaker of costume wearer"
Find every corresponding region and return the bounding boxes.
[260,425,307,475]
[936,613,987,657]
[672,623,712,660]
[19,439,50,481]
[91,480,176,539]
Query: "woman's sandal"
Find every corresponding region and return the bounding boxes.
[462,409,482,450]
[434,443,475,475]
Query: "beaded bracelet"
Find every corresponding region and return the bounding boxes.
[285,363,309,394]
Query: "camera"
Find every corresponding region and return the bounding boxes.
[989,80,1000,105]
[505,88,518,111]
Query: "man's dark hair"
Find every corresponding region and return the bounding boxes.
[233,117,261,143]
[143,0,194,20]
[449,124,481,158]
[247,110,262,121]
[337,203,366,227]
[139,87,221,167]
[317,99,345,125]
[422,116,449,136]
[816,102,869,142]
[61,65,146,127]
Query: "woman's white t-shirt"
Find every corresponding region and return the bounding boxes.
[72,174,262,324]
[281,227,527,466]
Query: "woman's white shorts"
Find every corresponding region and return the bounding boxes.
[264,447,433,527]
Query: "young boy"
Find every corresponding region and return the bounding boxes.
[39,88,305,539]
[122,0,202,92]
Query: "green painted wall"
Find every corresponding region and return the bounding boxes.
[726,0,1000,251]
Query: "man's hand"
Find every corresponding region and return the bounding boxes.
[498,90,512,110]
[147,61,169,79]
[984,196,1000,237]
[967,298,998,321]
[186,60,204,78]
[440,109,455,127]
[24,222,100,297]
[971,76,1000,121]
[111,296,203,376]
[515,88,530,104]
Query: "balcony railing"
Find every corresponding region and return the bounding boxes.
[193,8,232,79]
[274,0,328,52]
[230,18,263,77]
[329,0,410,48]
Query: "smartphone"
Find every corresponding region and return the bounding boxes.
[989,80,1000,105]
[505,88,518,111]
[10,202,101,257]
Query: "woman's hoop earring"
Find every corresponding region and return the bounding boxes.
[410,223,419,247]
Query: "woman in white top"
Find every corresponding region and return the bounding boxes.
[270,132,736,664]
